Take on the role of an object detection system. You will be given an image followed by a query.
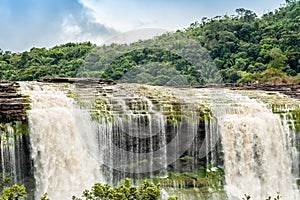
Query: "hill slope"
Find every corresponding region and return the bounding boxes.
[0,0,299,85]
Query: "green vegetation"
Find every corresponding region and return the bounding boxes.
[0,179,177,200]
[0,184,27,200]
[72,178,162,200]
[154,166,225,193]
[0,1,299,84]
[0,182,283,200]
[0,42,95,81]
[0,166,224,200]
[185,0,300,84]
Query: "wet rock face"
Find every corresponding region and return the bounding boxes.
[0,81,29,123]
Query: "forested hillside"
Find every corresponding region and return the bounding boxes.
[0,0,299,85]
[0,42,95,81]
[185,0,300,84]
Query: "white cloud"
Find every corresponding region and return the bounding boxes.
[59,10,118,46]
[0,0,119,52]
[62,17,82,37]
[77,0,190,32]
[78,0,148,31]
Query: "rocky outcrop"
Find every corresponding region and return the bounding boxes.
[0,81,34,198]
[0,80,29,122]
[41,78,116,85]
[195,83,300,99]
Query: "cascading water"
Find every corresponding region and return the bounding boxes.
[161,88,299,200]
[19,82,103,200]
[0,121,33,193]
[6,81,298,200]
[207,90,300,200]
[0,124,16,183]
[78,83,197,185]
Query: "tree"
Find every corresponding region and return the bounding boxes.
[236,8,246,16]
[285,0,297,5]
[244,10,257,23]
[268,48,287,69]
[235,8,257,22]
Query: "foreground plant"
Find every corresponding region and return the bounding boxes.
[0,179,177,200]
[0,184,27,200]
[242,193,281,200]
[72,178,165,200]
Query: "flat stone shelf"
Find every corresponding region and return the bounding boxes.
[0,81,29,122]
[194,83,300,99]
[41,78,116,85]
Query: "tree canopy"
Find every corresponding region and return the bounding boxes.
[0,1,299,85]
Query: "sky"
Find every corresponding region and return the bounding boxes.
[0,0,286,52]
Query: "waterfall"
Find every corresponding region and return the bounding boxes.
[19,82,104,200]
[90,84,179,184]
[10,82,299,200]
[0,121,32,193]
[0,123,18,185]
[208,90,300,200]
